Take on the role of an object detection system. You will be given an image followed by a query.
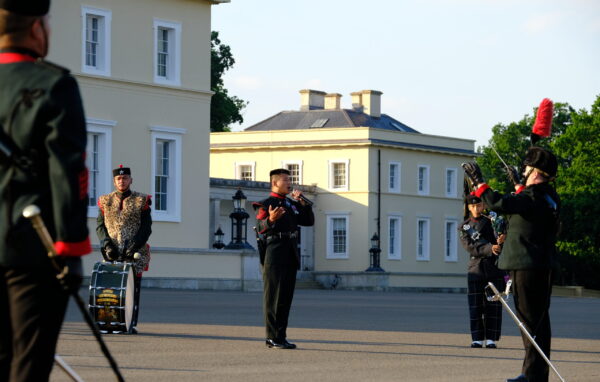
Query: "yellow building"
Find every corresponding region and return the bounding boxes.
[211,89,477,290]
[48,0,231,279]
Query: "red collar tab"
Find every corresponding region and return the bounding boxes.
[270,192,286,199]
[0,52,37,64]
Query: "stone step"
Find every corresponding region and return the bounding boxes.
[295,280,324,289]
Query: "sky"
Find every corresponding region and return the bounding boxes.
[212,0,600,149]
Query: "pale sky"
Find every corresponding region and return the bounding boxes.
[212,0,600,149]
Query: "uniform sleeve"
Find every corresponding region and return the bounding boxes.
[96,203,112,248]
[131,197,152,250]
[477,184,534,215]
[256,206,273,234]
[45,75,91,256]
[297,203,314,227]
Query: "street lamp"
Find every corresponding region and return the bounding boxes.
[212,226,225,249]
[224,189,254,250]
[366,233,384,272]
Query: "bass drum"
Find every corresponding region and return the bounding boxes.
[88,261,134,334]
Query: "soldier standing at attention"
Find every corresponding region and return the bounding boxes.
[96,165,152,334]
[463,146,560,382]
[0,0,92,380]
[254,168,314,349]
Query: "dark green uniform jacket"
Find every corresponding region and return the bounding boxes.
[476,182,560,270]
[0,50,90,267]
[255,192,314,269]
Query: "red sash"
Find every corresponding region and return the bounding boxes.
[0,52,37,64]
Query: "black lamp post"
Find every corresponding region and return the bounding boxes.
[365,233,384,272]
[224,189,254,250]
[212,226,225,249]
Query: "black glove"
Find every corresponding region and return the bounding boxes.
[461,162,484,186]
[55,257,83,293]
[102,241,118,261]
[125,244,139,260]
[504,165,521,186]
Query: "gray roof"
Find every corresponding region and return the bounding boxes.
[244,109,419,133]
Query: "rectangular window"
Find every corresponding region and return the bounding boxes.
[389,161,401,193]
[85,119,114,217]
[326,214,349,258]
[155,140,170,211]
[445,220,458,262]
[329,159,349,191]
[154,19,181,86]
[446,168,457,197]
[418,165,430,195]
[416,218,430,260]
[388,216,402,259]
[81,7,111,76]
[235,162,255,181]
[282,160,303,185]
[150,126,184,222]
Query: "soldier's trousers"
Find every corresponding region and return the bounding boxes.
[0,265,69,382]
[467,277,504,341]
[511,269,553,382]
[262,264,297,341]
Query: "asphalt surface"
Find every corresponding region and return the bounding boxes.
[50,288,600,381]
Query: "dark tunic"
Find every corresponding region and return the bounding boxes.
[459,216,505,280]
[254,192,314,341]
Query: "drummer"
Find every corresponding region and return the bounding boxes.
[96,165,152,334]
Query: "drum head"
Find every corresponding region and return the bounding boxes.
[124,266,134,331]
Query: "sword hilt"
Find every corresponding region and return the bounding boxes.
[23,204,57,258]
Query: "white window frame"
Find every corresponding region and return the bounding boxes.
[389,161,401,193]
[417,164,430,195]
[326,212,350,259]
[81,6,111,76]
[444,219,458,262]
[445,167,458,198]
[85,118,114,218]
[281,160,303,185]
[416,217,430,261]
[387,214,402,260]
[153,19,182,86]
[328,159,349,191]
[235,161,256,181]
[150,126,185,222]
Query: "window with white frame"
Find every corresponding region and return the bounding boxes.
[81,7,111,76]
[153,19,181,86]
[150,126,184,222]
[235,162,255,181]
[446,168,457,197]
[282,160,303,185]
[417,165,430,195]
[388,215,402,259]
[85,119,114,217]
[445,220,458,262]
[328,159,349,191]
[326,213,349,258]
[416,218,430,260]
[389,161,401,193]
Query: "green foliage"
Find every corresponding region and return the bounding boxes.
[210,31,248,132]
[477,96,600,289]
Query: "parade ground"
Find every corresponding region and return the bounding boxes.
[51,288,600,382]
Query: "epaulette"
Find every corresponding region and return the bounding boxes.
[251,201,264,211]
[35,59,70,74]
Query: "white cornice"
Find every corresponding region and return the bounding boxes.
[149,125,188,135]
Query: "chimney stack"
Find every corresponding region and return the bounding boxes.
[351,91,363,111]
[299,89,326,111]
[324,93,342,110]
[351,90,383,118]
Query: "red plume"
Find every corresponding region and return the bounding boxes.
[532,98,553,138]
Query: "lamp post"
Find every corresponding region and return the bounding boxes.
[212,226,225,249]
[224,189,254,250]
[365,233,384,272]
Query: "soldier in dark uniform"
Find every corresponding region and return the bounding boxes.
[463,146,560,382]
[0,0,91,380]
[460,194,506,349]
[96,165,152,334]
[254,168,314,349]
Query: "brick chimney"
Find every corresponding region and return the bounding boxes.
[324,93,342,110]
[299,89,326,111]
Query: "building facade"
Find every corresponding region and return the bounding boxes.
[211,90,478,290]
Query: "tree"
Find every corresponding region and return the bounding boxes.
[210,31,248,132]
[476,96,600,289]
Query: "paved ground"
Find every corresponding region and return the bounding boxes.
[51,289,600,381]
